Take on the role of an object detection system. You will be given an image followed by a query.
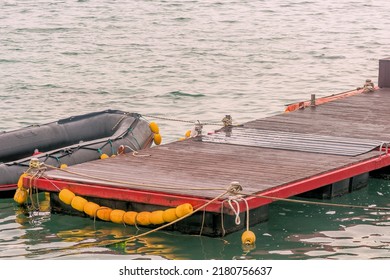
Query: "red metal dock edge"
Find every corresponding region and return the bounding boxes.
[26,150,390,215]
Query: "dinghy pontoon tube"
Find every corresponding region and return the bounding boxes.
[0,109,154,197]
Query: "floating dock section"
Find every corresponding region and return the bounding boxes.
[26,58,390,237]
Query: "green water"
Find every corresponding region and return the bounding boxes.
[0,177,388,260]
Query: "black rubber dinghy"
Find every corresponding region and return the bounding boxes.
[0,109,153,197]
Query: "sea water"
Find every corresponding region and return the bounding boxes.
[0,0,389,261]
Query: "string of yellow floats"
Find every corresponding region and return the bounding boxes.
[59,188,193,227]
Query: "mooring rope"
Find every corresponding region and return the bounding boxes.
[124,188,230,243]
[123,145,151,157]
[240,192,390,212]
[142,114,235,126]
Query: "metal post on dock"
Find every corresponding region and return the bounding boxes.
[310,94,316,107]
[379,57,390,88]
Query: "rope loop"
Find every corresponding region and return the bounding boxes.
[379,142,389,153]
[227,198,241,225]
[29,158,43,169]
[227,181,243,195]
[28,158,47,174]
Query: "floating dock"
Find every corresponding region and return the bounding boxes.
[25,58,390,237]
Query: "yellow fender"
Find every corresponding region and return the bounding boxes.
[241,230,256,245]
[14,188,28,205]
[59,189,75,205]
[71,196,88,212]
[153,133,162,145]
[149,122,160,134]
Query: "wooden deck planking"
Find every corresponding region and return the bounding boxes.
[246,88,390,140]
[45,139,380,199]
[39,88,390,204]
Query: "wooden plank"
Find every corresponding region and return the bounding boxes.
[42,139,382,199]
[32,88,390,206]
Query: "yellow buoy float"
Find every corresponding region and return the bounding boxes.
[13,187,28,205]
[162,208,178,223]
[60,163,68,169]
[153,133,162,145]
[59,189,75,205]
[97,207,113,221]
[123,211,138,225]
[149,210,165,225]
[149,122,159,134]
[71,196,88,212]
[17,173,28,189]
[110,209,125,224]
[100,153,109,159]
[179,129,193,141]
[241,230,256,245]
[136,211,151,226]
[83,201,100,217]
[175,203,193,218]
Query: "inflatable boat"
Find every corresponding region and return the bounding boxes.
[0,109,154,198]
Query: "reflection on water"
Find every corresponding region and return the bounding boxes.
[297,224,390,259]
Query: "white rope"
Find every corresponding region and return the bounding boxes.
[142,114,221,126]
[123,145,151,157]
[227,197,242,225]
[220,195,250,236]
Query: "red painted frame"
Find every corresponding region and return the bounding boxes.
[25,151,390,215]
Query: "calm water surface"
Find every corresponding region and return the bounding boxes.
[0,0,389,260]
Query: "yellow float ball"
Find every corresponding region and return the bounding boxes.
[13,188,28,204]
[178,137,186,141]
[185,130,192,138]
[17,173,28,189]
[60,164,68,169]
[71,196,88,212]
[149,122,160,134]
[241,230,256,245]
[100,153,109,159]
[123,211,138,225]
[149,210,165,225]
[175,203,193,218]
[83,201,100,218]
[96,207,113,221]
[110,209,126,224]
[59,189,75,205]
[136,211,151,226]
[153,133,162,145]
[162,208,178,223]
